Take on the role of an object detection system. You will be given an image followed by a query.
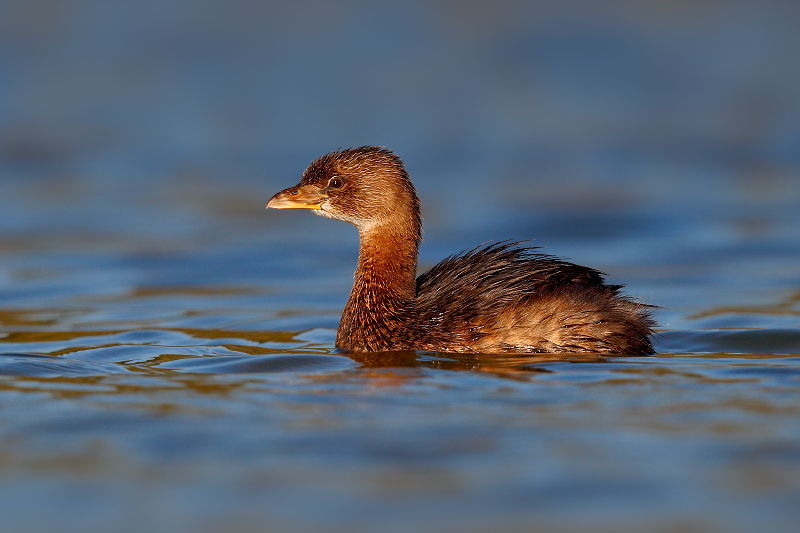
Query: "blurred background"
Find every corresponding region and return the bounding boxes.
[1,0,799,326]
[1,1,800,532]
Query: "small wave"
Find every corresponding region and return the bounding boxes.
[0,352,132,377]
[658,328,800,354]
[156,353,355,374]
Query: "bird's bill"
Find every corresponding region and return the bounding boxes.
[266,184,327,210]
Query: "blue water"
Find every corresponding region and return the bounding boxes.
[1,2,799,532]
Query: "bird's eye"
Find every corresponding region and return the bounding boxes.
[329,177,344,189]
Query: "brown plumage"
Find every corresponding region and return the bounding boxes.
[267,146,656,355]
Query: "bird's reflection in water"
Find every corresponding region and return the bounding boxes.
[341,349,609,374]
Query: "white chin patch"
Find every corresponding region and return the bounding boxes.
[315,209,337,220]
[316,205,362,226]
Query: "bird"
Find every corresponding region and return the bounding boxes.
[267,146,656,355]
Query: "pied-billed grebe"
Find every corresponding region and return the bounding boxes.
[267,146,656,355]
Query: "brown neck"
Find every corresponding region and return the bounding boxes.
[336,222,420,351]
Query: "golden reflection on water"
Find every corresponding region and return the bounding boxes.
[0,310,56,327]
[691,288,800,319]
[127,287,255,298]
[0,327,300,349]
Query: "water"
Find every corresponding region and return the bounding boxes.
[1,2,800,532]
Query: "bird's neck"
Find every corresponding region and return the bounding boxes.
[337,222,420,351]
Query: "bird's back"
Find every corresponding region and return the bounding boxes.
[408,243,656,354]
